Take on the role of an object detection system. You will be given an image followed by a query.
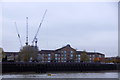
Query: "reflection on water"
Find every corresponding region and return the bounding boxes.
[2,72,119,78]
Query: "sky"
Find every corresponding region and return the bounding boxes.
[1,2,118,57]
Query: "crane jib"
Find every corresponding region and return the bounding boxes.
[18,34,20,38]
[14,22,23,47]
[32,9,47,45]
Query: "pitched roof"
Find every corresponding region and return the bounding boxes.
[55,44,76,51]
[87,52,105,55]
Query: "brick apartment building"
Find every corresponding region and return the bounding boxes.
[38,44,105,63]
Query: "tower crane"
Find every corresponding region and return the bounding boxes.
[14,10,47,51]
[32,9,47,47]
[14,22,23,47]
[14,10,47,62]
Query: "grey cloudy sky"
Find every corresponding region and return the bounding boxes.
[2,2,118,57]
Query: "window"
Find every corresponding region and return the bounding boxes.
[48,54,51,57]
[58,58,60,60]
[48,61,50,62]
[64,51,67,53]
[48,57,51,60]
[90,58,92,60]
[70,54,73,57]
[89,55,91,57]
[64,57,66,60]
[58,54,60,57]
[99,55,101,57]
[55,54,57,57]
[70,57,73,59]
[55,58,57,60]
[78,60,80,62]
[71,51,73,53]
[61,54,64,57]
[78,58,80,60]
[61,58,64,60]
[64,54,66,57]
[64,54,66,56]
[78,55,80,57]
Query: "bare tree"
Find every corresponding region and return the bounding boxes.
[18,45,38,62]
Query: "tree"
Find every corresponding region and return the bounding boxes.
[18,45,38,62]
[80,51,89,62]
[93,57,100,62]
[0,48,7,62]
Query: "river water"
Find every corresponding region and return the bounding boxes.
[2,71,119,79]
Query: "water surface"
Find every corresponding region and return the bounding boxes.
[2,71,119,78]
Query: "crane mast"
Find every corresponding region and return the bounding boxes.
[26,17,28,45]
[32,9,47,47]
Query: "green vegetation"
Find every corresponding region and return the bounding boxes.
[0,48,7,62]
[105,56,120,63]
[0,48,5,58]
[80,51,89,62]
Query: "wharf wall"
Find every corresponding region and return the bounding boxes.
[2,62,119,73]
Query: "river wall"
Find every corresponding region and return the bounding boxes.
[2,62,119,73]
